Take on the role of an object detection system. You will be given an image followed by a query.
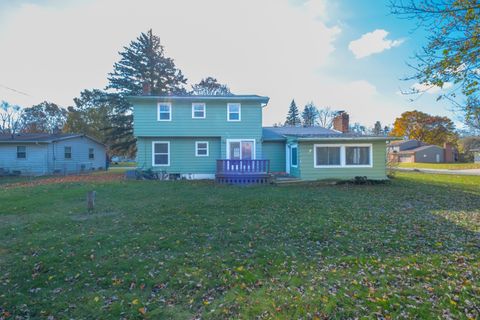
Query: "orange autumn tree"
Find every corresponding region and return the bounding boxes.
[390,110,458,146]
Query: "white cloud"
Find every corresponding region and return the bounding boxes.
[348,29,404,59]
[411,82,453,94]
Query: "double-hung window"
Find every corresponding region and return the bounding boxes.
[157,103,171,121]
[64,146,72,159]
[88,148,95,160]
[227,103,241,121]
[152,141,170,166]
[16,146,26,159]
[195,141,209,157]
[192,103,206,119]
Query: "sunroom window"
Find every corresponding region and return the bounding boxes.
[345,146,370,166]
[315,146,341,166]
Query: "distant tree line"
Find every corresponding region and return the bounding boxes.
[281,99,391,135]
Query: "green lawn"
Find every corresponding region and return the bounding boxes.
[398,162,480,170]
[1,173,479,319]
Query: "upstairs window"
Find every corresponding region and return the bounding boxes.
[152,141,170,166]
[157,103,171,121]
[64,146,72,159]
[345,146,371,166]
[17,146,26,159]
[315,146,341,167]
[88,148,95,160]
[227,103,241,121]
[192,103,206,119]
[195,141,209,157]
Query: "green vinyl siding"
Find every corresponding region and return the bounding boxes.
[298,140,387,180]
[136,137,221,174]
[133,100,263,159]
[262,141,285,173]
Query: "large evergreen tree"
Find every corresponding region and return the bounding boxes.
[106,29,187,154]
[301,102,318,127]
[285,99,301,126]
[191,77,232,96]
[108,29,187,96]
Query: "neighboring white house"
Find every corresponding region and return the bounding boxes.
[0,133,106,176]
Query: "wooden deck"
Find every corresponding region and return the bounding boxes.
[215,159,272,184]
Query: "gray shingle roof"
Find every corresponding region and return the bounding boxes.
[262,126,339,140]
[0,133,106,146]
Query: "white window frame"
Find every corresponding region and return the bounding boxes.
[195,141,209,157]
[192,103,206,119]
[227,103,241,122]
[157,102,172,121]
[152,141,170,166]
[16,146,26,159]
[226,139,256,160]
[313,143,373,168]
[290,144,298,168]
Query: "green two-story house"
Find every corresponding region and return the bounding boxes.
[129,94,393,181]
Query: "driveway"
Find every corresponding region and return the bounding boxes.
[396,167,480,176]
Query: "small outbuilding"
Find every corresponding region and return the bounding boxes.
[0,133,107,176]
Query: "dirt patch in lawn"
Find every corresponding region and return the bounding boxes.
[0,173,123,190]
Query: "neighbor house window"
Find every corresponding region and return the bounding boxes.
[195,141,209,157]
[152,141,169,166]
[64,146,72,159]
[192,103,206,119]
[16,146,26,159]
[157,103,171,121]
[88,148,94,160]
[291,145,298,167]
[345,146,371,166]
[227,103,241,121]
[315,146,341,167]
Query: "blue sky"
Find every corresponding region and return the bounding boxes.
[0,0,461,128]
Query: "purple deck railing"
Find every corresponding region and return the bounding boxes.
[216,159,270,175]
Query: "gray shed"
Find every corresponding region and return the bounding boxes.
[0,133,107,176]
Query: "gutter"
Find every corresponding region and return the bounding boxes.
[295,136,402,142]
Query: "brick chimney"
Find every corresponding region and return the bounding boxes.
[444,142,454,163]
[142,82,151,95]
[333,111,349,133]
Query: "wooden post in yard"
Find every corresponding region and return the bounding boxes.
[87,191,96,212]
